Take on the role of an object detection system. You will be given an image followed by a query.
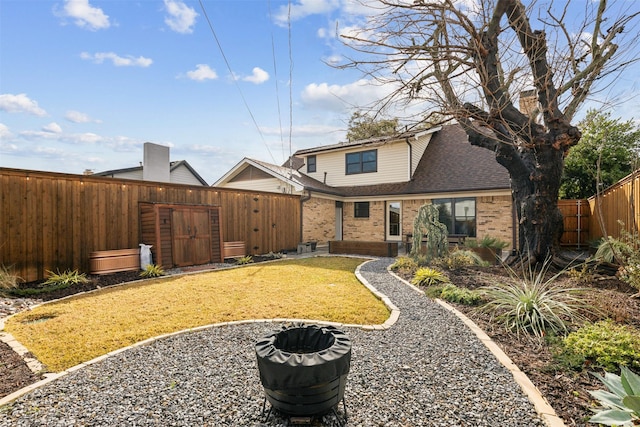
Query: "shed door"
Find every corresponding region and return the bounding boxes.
[172,208,212,267]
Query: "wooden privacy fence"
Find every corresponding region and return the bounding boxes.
[0,168,301,282]
[558,199,590,249]
[588,170,640,242]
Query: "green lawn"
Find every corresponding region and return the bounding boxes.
[5,257,389,372]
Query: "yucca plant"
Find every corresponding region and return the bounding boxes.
[140,264,165,278]
[588,366,640,426]
[411,267,449,287]
[479,257,589,339]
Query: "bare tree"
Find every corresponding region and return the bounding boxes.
[339,0,639,264]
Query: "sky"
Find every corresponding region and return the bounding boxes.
[1,0,639,185]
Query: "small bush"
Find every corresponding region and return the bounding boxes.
[390,256,418,272]
[0,265,22,290]
[466,236,509,250]
[423,284,446,299]
[411,267,449,287]
[439,284,482,305]
[140,264,165,278]
[435,249,487,270]
[567,262,595,285]
[44,269,90,287]
[263,251,283,260]
[236,255,254,265]
[562,320,640,372]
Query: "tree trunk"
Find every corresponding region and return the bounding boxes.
[511,144,565,263]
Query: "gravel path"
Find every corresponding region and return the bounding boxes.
[0,258,544,426]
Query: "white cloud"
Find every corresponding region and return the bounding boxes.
[301,79,392,112]
[60,0,110,31]
[0,93,47,116]
[80,52,153,67]
[274,0,340,26]
[164,0,198,34]
[0,123,12,139]
[185,64,218,81]
[42,122,62,133]
[242,67,270,84]
[65,110,100,123]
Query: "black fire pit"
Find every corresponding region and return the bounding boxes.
[255,324,351,424]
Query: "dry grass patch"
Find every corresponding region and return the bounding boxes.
[5,257,388,372]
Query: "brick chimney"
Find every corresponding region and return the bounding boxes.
[519,89,538,117]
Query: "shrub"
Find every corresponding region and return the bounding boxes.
[435,249,487,270]
[593,228,640,292]
[562,320,640,371]
[390,256,418,272]
[0,265,22,290]
[465,236,509,250]
[594,236,634,264]
[479,257,589,339]
[140,264,165,278]
[236,255,254,265]
[567,262,596,285]
[587,366,640,426]
[44,269,89,287]
[439,284,482,305]
[411,267,449,287]
[263,251,283,260]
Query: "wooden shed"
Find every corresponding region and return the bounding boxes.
[139,202,224,268]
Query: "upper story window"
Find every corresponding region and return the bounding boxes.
[307,155,316,173]
[354,201,370,218]
[433,198,476,237]
[346,149,377,175]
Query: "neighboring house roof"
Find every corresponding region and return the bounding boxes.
[94,160,209,186]
[215,123,511,197]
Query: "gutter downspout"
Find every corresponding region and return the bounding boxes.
[300,190,312,243]
[405,137,413,180]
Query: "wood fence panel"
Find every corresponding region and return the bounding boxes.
[558,199,590,249]
[589,170,640,241]
[0,168,300,282]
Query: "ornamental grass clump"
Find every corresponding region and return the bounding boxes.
[140,264,165,278]
[0,264,22,291]
[480,257,589,339]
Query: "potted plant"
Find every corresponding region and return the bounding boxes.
[465,236,508,264]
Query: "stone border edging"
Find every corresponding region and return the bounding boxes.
[386,268,566,427]
[0,257,398,407]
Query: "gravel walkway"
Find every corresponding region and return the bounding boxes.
[0,258,544,426]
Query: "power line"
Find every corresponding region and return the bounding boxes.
[268,0,286,163]
[198,0,276,164]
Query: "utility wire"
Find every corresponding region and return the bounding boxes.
[198,0,276,164]
[287,0,294,173]
[267,0,286,164]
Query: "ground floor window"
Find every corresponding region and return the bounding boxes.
[433,198,476,237]
[354,201,370,218]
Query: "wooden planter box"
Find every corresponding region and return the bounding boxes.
[89,248,140,275]
[329,241,398,257]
